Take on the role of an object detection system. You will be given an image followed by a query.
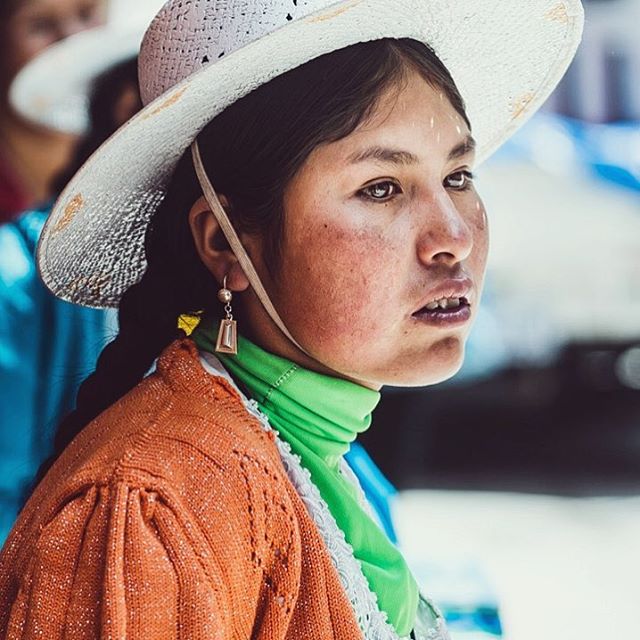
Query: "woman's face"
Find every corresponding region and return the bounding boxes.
[1,0,107,89]
[251,69,489,388]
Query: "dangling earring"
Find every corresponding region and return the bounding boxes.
[215,276,238,355]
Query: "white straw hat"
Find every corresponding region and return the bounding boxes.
[9,0,164,135]
[38,0,584,309]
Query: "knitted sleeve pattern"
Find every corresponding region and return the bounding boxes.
[0,460,304,639]
[3,483,232,638]
[0,463,304,638]
[0,342,305,639]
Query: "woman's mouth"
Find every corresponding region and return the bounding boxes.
[412,296,472,327]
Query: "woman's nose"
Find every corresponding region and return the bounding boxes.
[416,191,473,267]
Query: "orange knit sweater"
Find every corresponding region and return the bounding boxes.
[0,340,364,639]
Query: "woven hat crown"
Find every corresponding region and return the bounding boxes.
[140,0,341,105]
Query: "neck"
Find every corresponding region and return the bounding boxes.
[211,333,381,462]
[243,321,382,392]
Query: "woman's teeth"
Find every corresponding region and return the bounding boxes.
[425,297,462,311]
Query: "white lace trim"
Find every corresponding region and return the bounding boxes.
[199,352,450,640]
[337,460,450,640]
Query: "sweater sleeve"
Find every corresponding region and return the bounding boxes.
[2,482,231,639]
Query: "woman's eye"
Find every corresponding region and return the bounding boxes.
[359,181,402,202]
[445,170,475,191]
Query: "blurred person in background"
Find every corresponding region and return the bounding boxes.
[0,47,142,542]
[0,0,107,222]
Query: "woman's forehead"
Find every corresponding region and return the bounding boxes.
[365,71,467,131]
[315,72,474,170]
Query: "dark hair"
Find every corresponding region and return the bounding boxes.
[44,38,469,480]
[53,56,140,193]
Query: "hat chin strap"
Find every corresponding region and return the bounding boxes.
[191,140,309,358]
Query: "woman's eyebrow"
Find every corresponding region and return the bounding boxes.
[347,135,476,166]
[448,135,476,161]
[347,146,418,166]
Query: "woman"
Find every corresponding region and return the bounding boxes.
[0,0,107,222]
[0,1,584,638]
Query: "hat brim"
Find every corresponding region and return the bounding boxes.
[38,0,584,308]
[10,25,145,135]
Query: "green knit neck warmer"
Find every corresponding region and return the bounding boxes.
[193,324,418,636]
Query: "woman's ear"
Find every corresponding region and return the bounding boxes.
[188,195,250,292]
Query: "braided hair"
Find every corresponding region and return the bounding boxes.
[52,153,217,455]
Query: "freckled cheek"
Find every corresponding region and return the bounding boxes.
[466,190,487,229]
[468,197,490,293]
[478,204,490,259]
[285,224,399,341]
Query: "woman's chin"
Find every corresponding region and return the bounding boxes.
[383,340,466,388]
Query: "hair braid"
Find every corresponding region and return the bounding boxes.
[39,153,218,480]
[53,268,177,452]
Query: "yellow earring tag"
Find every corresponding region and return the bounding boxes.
[178,314,202,337]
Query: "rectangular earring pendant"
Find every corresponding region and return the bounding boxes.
[215,319,238,355]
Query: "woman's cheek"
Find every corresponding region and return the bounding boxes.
[464,195,489,319]
[472,197,490,271]
[292,222,400,343]
[475,198,489,239]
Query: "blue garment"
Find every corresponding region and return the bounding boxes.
[0,207,113,544]
[344,441,399,544]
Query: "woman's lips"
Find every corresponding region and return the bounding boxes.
[411,296,472,328]
[411,277,474,328]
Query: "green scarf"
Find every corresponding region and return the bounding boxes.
[193,324,419,636]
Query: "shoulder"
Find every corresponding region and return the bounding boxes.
[0,343,302,635]
[0,479,235,636]
[97,339,287,489]
[10,339,297,553]
[0,206,49,253]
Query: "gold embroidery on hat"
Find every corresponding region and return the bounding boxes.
[143,86,189,119]
[306,0,362,24]
[546,3,569,23]
[511,92,535,120]
[54,193,84,233]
